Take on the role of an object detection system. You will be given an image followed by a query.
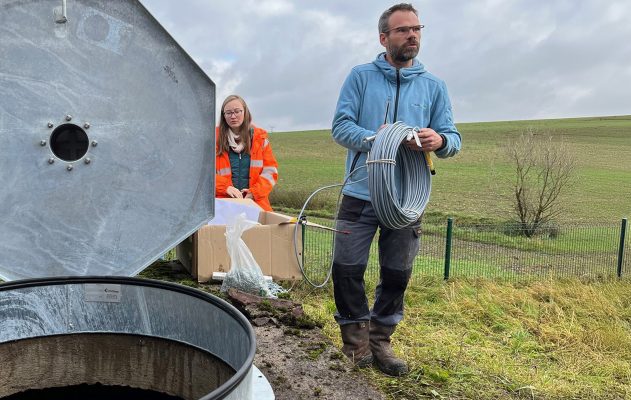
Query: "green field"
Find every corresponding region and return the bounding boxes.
[155,116,631,399]
[268,116,631,399]
[269,115,631,223]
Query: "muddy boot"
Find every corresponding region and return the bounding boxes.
[340,322,373,367]
[369,322,409,376]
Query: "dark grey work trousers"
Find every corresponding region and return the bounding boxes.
[332,195,420,327]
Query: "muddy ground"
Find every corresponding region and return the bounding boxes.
[144,261,386,399]
[253,318,385,399]
[234,291,386,400]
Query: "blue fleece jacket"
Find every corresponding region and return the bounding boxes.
[332,52,461,201]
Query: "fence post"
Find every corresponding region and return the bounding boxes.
[617,218,628,278]
[444,217,453,280]
[300,216,306,269]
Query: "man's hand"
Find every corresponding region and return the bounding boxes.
[226,186,243,198]
[403,128,444,152]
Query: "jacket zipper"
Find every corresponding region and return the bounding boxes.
[393,69,400,122]
[349,70,401,175]
[238,153,243,189]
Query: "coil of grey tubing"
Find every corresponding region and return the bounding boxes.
[293,122,432,287]
[367,121,432,229]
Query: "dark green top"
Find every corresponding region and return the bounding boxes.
[229,149,250,191]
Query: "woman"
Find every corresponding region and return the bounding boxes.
[215,95,278,211]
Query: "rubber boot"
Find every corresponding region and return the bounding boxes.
[369,322,409,376]
[340,322,373,367]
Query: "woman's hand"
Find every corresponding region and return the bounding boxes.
[241,188,254,200]
[226,186,243,198]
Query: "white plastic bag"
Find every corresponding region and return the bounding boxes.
[221,213,272,297]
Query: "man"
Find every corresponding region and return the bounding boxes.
[331,3,461,376]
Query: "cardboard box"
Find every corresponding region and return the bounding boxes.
[177,199,303,282]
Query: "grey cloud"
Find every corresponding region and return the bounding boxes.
[142,0,631,130]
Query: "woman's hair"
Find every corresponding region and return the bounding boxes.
[217,94,253,155]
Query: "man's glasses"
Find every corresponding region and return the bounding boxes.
[384,25,424,35]
[224,109,243,117]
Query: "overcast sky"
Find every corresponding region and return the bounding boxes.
[142,0,631,132]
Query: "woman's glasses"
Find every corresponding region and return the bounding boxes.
[224,109,243,117]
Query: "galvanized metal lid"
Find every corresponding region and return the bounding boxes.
[0,0,215,280]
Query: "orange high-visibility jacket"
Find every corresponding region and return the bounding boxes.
[215,126,278,211]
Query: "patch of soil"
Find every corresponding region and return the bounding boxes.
[142,261,385,399]
[254,324,384,400]
[226,289,385,400]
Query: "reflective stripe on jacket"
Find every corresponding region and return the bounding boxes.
[215,125,278,211]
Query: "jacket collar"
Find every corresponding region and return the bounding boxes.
[373,52,426,84]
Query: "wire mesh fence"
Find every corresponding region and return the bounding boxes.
[301,217,629,285]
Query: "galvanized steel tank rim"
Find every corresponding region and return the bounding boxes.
[0,276,256,400]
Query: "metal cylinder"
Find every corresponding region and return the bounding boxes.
[0,277,263,399]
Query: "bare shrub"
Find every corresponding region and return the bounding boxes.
[504,129,576,237]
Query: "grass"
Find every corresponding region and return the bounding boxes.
[424,222,621,253]
[133,262,631,399]
[263,116,631,398]
[269,116,631,223]
[293,277,631,400]
[299,218,627,284]
[267,116,630,283]
[153,116,629,398]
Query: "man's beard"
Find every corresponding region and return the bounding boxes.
[389,41,419,64]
